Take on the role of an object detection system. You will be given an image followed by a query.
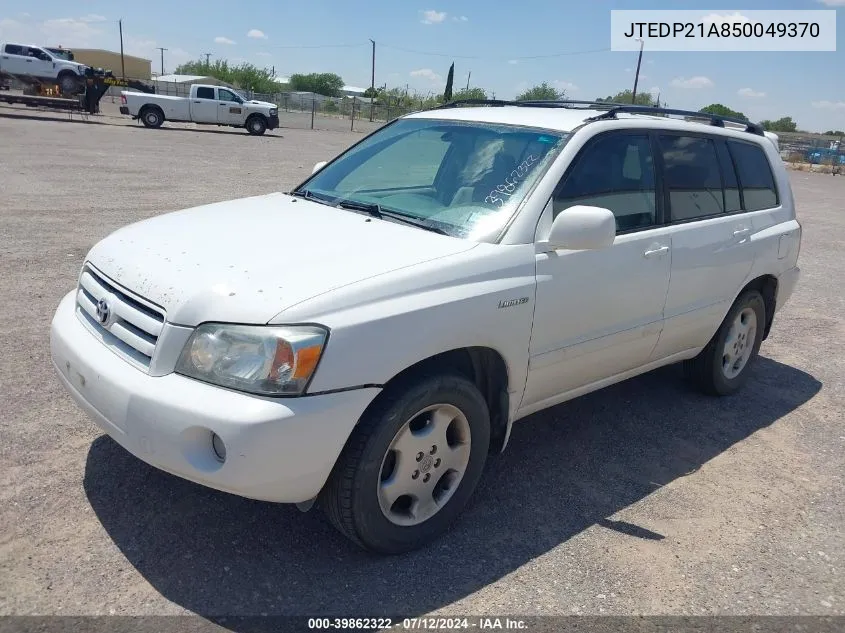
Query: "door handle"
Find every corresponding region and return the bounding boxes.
[643,245,669,258]
[733,227,751,237]
[193,100,201,103]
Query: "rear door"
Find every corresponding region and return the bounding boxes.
[650,132,756,359]
[190,86,218,123]
[216,88,245,125]
[1,44,27,76]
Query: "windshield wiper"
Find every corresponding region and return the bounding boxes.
[290,188,335,207]
[335,198,383,219]
[379,209,449,235]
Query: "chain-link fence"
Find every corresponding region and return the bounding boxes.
[777,132,844,170]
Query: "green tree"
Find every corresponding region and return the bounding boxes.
[824,129,844,136]
[699,103,747,121]
[597,90,656,106]
[444,62,455,102]
[362,86,378,98]
[759,117,798,133]
[288,72,345,97]
[516,82,565,101]
[174,59,279,93]
[450,87,487,101]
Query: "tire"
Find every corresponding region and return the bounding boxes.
[246,115,267,136]
[139,106,164,129]
[684,289,766,396]
[58,72,79,95]
[320,373,491,554]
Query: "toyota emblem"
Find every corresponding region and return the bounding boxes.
[95,298,111,325]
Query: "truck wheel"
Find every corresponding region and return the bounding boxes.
[320,373,490,554]
[684,289,766,396]
[139,106,164,129]
[246,115,267,136]
[58,72,79,95]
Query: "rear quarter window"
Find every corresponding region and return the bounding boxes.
[727,140,779,211]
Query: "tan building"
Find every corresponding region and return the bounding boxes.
[70,49,152,80]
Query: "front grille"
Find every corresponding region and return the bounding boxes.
[75,264,166,371]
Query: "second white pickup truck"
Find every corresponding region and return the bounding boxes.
[120,83,279,135]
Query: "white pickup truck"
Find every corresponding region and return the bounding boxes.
[120,83,279,135]
[0,42,89,93]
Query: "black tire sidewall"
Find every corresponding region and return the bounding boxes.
[142,109,161,128]
[709,290,766,394]
[248,116,266,134]
[349,375,490,554]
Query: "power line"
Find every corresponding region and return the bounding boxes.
[377,43,611,61]
[265,43,367,49]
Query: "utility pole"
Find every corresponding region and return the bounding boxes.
[466,71,471,91]
[156,47,167,75]
[118,19,126,78]
[202,52,211,66]
[631,38,644,104]
[369,39,376,122]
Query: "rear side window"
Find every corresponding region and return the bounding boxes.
[195,87,214,99]
[659,135,724,221]
[715,140,742,212]
[4,44,23,55]
[728,140,779,211]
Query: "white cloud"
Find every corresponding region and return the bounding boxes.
[816,0,845,6]
[256,51,272,57]
[670,76,714,89]
[701,12,752,25]
[79,14,107,22]
[812,100,845,110]
[420,10,447,24]
[738,87,766,98]
[554,80,579,92]
[247,29,267,39]
[648,86,661,95]
[410,68,441,82]
[508,59,518,65]
[452,15,469,22]
[215,36,236,45]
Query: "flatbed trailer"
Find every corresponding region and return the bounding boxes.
[0,72,153,114]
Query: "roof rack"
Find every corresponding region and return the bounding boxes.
[430,99,766,137]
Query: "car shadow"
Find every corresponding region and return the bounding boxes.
[150,125,284,138]
[83,356,821,628]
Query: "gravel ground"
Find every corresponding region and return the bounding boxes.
[0,112,843,623]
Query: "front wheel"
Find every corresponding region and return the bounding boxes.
[321,373,491,554]
[684,289,766,396]
[246,115,267,136]
[58,73,79,95]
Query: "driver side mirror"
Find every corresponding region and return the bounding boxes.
[544,205,616,251]
[312,161,327,174]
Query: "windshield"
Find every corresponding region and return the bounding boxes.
[296,118,569,240]
[46,48,73,60]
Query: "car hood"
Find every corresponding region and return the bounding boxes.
[248,100,276,109]
[85,192,475,326]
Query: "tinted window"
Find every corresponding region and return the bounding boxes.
[715,140,742,212]
[195,87,214,99]
[660,135,724,221]
[728,140,778,211]
[554,133,656,232]
[4,44,23,55]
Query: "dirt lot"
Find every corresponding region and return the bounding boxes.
[0,111,843,622]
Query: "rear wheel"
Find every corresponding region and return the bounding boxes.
[321,373,490,554]
[140,106,164,129]
[58,72,79,95]
[684,289,766,396]
[246,115,267,136]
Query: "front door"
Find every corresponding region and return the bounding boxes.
[216,88,245,125]
[191,86,219,123]
[521,131,672,412]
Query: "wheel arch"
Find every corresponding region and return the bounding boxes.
[738,274,778,340]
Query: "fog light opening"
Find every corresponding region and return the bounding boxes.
[211,432,227,463]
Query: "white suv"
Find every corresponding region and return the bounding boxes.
[50,101,802,554]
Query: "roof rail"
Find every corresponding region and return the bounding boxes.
[584,104,765,136]
[433,98,622,110]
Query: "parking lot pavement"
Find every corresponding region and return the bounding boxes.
[0,114,843,621]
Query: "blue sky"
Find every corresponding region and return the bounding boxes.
[1,0,843,131]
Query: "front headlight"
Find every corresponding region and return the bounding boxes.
[270,108,278,116]
[175,323,327,396]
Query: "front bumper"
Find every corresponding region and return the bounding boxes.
[268,114,279,130]
[50,291,379,503]
[119,106,129,115]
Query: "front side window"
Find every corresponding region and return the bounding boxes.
[218,88,241,103]
[554,133,657,232]
[298,118,568,240]
[728,140,779,211]
[660,135,724,221]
